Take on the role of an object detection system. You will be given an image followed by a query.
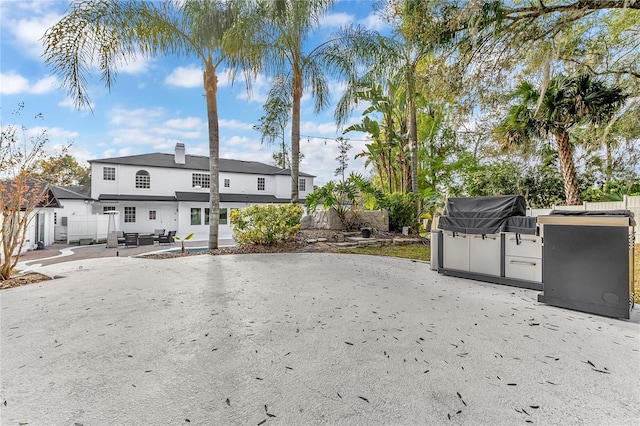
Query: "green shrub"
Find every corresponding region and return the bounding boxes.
[229,203,303,245]
[381,192,418,231]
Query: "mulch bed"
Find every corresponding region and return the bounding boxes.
[1,273,53,290]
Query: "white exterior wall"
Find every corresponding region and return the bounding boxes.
[92,162,315,198]
[90,160,314,242]
[92,163,190,197]
[177,202,245,241]
[53,199,94,241]
[93,202,178,235]
[219,173,273,195]
[273,175,311,199]
[2,209,56,257]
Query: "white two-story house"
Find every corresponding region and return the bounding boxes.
[88,143,314,240]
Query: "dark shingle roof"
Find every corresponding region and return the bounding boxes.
[89,153,314,177]
[1,178,61,209]
[51,185,92,200]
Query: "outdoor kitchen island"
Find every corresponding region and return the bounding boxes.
[431,195,635,319]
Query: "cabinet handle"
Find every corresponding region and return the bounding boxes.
[509,260,537,266]
[473,236,497,240]
[508,238,537,243]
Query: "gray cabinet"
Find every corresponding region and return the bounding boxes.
[504,233,542,283]
[538,215,634,319]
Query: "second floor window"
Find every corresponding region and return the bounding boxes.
[257,177,265,191]
[103,206,116,213]
[224,178,230,188]
[135,170,150,189]
[149,210,156,220]
[192,173,210,188]
[103,167,115,181]
[299,178,306,192]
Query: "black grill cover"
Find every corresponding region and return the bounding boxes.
[438,195,535,234]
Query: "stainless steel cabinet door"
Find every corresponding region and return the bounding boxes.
[469,234,500,276]
[442,231,470,272]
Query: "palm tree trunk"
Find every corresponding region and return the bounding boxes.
[290,69,301,204]
[408,94,418,193]
[555,130,581,205]
[204,60,220,249]
[605,139,613,183]
[386,145,393,193]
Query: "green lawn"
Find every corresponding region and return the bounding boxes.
[336,243,431,262]
[338,243,640,304]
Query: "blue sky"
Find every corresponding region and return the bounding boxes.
[1,0,391,186]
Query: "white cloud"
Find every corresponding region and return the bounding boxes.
[219,119,254,131]
[44,127,79,142]
[0,72,29,94]
[359,12,389,32]
[30,75,59,94]
[58,96,95,112]
[104,107,209,154]
[223,135,258,150]
[164,117,204,130]
[165,65,203,88]
[300,121,339,135]
[117,57,152,75]
[66,145,94,166]
[300,135,370,186]
[109,107,165,127]
[320,12,354,28]
[235,72,270,103]
[3,12,63,58]
[0,72,59,95]
[24,126,78,142]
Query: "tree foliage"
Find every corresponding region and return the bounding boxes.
[44,0,249,249]
[305,173,385,231]
[230,0,337,204]
[495,72,627,205]
[32,154,91,186]
[230,203,303,245]
[1,104,57,280]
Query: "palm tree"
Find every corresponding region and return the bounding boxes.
[331,0,454,195]
[43,0,244,249]
[343,81,408,194]
[230,0,336,203]
[496,72,627,205]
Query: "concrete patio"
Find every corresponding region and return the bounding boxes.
[1,253,639,425]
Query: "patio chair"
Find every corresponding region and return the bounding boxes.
[158,230,176,245]
[124,232,139,247]
[152,229,166,243]
[117,231,126,245]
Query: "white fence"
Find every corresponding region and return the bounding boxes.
[66,214,111,243]
[530,195,639,240]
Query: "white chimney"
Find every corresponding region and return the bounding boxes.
[175,143,185,164]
